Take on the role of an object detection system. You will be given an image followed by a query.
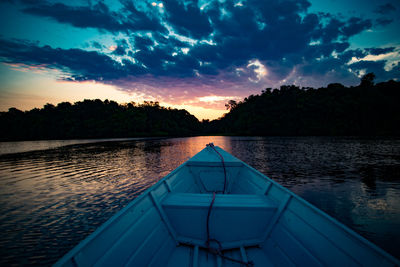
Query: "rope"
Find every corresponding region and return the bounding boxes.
[206,143,227,194]
[204,144,253,266]
[205,192,253,266]
[216,251,254,266]
[206,192,216,250]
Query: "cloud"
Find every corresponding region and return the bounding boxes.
[22,1,166,33]
[164,0,213,39]
[91,41,103,49]
[348,48,400,72]
[365,47,395,55]
[294,44,400,86]
[374,3,396,14]
[0,38,132,81]
[112,39,129,56]
[341,17,372,38]
[247,59,268,82]
[349,60,387,79]
[375,18,393,27]
[1,0,399,105]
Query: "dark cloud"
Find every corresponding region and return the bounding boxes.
[112,39,129,56]
[184,0,321,72]
[301,42,350,63]
[0,37,197,80]
[375,18,393,27]
[132,36,154,50]
[1,0,398,94]
[0,38,132,80]
[365,47,395,55]
[22,1,166,33]
[317,18,346,43]
[374,3,396,14]
[164,0,213,39]
[349,60,400,81]
[119,0,167,33]
[300,57,345,76]
[91,41,103,49]
[341,17,372,38]
[297,49,400,86]
[339,49,367,62]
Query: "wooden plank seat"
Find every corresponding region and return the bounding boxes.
[162,193,278,249]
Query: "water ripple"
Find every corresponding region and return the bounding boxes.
[0,136,399,265]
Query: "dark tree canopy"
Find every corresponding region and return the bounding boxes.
[225,100,238,110]
[1,74,399,141]
[0,99,200,141]
[206,77,400,136]
[360,72,376,87]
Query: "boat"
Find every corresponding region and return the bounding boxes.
[55,144,399,266]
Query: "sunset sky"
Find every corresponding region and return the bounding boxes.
[0,0,399,120]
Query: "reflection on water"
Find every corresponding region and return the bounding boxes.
[0,137,149,156]
[0,136,399,265]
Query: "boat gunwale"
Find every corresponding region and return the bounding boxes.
[240,159,400,265]
[54,161,188,266]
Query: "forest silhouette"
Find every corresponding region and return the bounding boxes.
[0,100,201,140]
[1,73,399,141]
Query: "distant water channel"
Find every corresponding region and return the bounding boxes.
[0,136,399,265]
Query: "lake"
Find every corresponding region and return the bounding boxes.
[0,136,399,265]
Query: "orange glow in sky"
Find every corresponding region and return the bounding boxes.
[0,64,227,120]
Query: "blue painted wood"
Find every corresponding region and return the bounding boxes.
[93,208,161,266]
[147,237,176,267]
[165,246,191,267]
[193,245,199,267]
[163,193,277,248]
[149,191,178,243]
[197,247,217,267]
[246,247,275,267]
[123,222,170,266]
[54,145,400,267]
[269,224,323,266]
[240,246,248,264]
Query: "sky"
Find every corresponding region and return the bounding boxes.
[0,0,399,120]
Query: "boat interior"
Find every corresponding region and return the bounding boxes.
[57,146,398,267]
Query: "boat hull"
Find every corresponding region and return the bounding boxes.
[55,145,400,266]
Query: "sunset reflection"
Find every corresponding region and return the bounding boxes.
[0,137,399,266]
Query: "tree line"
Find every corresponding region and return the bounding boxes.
[205,73,400,136]
[1,73,399,141]
[0,100,201,141]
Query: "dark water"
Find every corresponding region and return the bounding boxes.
[0,136,399,265]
